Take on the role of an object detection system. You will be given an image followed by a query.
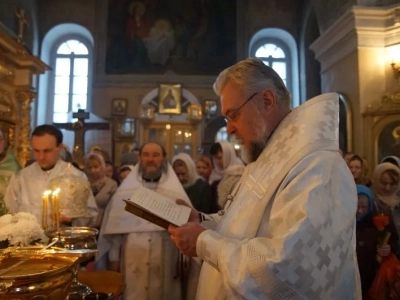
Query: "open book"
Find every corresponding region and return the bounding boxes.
[123,186,191,229]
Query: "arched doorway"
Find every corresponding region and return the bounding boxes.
[139,87,201,160]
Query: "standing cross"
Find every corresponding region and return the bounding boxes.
[53,109,110,169]
[15,7,29,44]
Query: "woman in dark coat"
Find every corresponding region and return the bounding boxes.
[356,184,398,298]
[172,153,218,214]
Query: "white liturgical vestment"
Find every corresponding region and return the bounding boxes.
[4,159,98,226]
[97,164,199,300]
[195,93,362,299]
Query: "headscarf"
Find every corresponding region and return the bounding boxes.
[372,162,400,209]
[356,184,374,222]
[172,153,201,188]
[381,156,400,169]
[214,141,244,176]
[208,169,223,184]
[84,152,107,195]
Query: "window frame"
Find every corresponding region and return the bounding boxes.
[250,38,292,98]
[49,35,93,123]
[248,28,300,107]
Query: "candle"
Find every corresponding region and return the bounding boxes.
[52,188,61,233]
[42,190,51,230]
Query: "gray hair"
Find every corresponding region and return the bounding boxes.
[213,58,291,107]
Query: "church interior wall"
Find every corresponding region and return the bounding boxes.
[244,0,305,45]
[36,0,97,43]
[357,47,392,157]
[320,51,361,153]
[301,7,322,102]
[311,0,357,34]
[312,3,400,165]
[358,47,387,110]
[319,46,389,158]
[4,0,400,166]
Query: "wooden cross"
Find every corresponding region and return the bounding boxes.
[15,8,29,44]
[53,109,110,168]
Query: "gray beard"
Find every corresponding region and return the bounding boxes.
[138,160,168,180]
[242,135,270,164]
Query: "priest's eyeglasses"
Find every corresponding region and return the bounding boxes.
[224,91,260,123]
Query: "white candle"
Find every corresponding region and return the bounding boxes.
[52,188,61,233]
[42,190,51,230]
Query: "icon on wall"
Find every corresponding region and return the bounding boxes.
[187,104,202,122]
[204,100,218,115]
[158,84,181,115]
[112,98,127,116]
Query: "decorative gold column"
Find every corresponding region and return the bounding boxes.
[8,127,15,151]
[15,89,35,167]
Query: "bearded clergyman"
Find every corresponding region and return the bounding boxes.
[97,142,195,300]
[168,58,361,299]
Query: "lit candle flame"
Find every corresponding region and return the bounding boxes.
[52,188,60,196]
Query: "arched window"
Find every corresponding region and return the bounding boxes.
[38,24,94,126]
[255,43,288,87]
[215,126,228,141]
[53,39,89,122]
[249,28,300,107]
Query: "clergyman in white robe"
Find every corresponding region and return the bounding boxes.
[195,93,361,299]
[97,163,198,300]
[4,159,98,227]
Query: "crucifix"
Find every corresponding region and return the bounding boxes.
[53,109,110,169]
[15,7,29,44]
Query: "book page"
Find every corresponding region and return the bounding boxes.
[129,187,191,226]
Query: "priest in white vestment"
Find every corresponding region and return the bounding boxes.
[97,142,199,300]
[169,58,362,299]
[4,125,97,227]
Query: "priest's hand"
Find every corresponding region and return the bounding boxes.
[168,222,206,257]
[176,199,200,223]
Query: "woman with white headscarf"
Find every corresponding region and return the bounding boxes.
[172,153,217,214]
[372,163,400,247]
[381,155,400,169]
[373,163,400,210]
[210,141,245,209]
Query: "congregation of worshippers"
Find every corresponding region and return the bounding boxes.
[1,123,400,298]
